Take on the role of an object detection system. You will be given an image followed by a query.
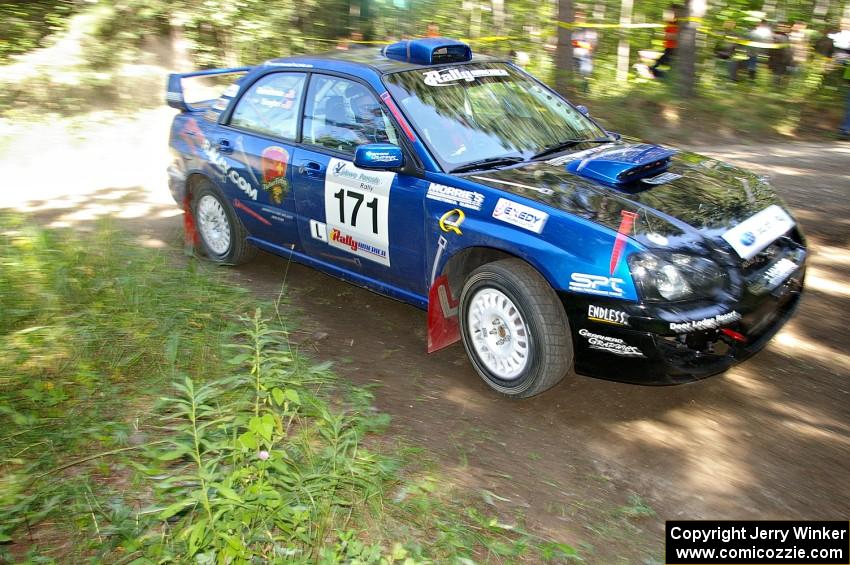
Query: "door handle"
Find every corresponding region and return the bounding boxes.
[301,161,324,178]
[217,138,233,154]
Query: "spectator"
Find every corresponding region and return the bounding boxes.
[714,20,742,81]
[651,5,683,78]
[746,20,772,80]
[426,22,440,38]
[788,22,809,73]
[571,12,598,91]
[768,23,793,86]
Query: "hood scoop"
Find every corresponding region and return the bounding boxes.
[564,143,677,186]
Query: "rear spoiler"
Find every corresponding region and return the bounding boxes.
[166,67,252,111]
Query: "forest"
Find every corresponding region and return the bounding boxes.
[1,0,849,139]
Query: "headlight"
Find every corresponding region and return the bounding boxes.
[628,252,724,301]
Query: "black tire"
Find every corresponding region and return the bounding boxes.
[459,258,573,398]
[191,181,256,265]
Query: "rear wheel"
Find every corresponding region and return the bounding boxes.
[192,181,256,265]
[459,259,573,398]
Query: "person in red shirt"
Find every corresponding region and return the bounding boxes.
[651,5,683,78]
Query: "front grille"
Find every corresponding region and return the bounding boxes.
[740,235,805,279]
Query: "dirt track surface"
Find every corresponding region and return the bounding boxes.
[3,110,849,562]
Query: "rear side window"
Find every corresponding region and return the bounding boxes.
[302,75,398,154]
[229,73,306,140]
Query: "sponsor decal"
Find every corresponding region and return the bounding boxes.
[646,232,669,246]
[609,209,638,275]
[325,158,394,266]
[763,257,797,286]
[579,328,644,357]
[263,61,314,68]
[423,67,509,86]
[222,83,240,97]
[309,219,327,241]
[670,311,742,333]
[212,97,229,111]
[749,257,798,294]
[166,91,182,103]
[569,273,625,297]
[438,208,465,235]
[364,150,399,163]
[722,204,795,260]
[330,228,388,261]
[233,199,271,226]
[641,171,682,185]
[202,138,258,200]
[587,305,629,326]
[261,146,290,204]
[492,198,548,233]
[260,206,291,223]
[426,183,484,210]
[179,117,204,156]
[256,85,287,97]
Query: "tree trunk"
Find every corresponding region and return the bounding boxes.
[555,0,573,93]
[616,0,633,82]
[677,0,705,98]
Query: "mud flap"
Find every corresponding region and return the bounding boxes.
[183,194,199,253]
[427,275,461,353]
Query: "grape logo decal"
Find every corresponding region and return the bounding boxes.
[261,146,290,204]
[740,231,756,246]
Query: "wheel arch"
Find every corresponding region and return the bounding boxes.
[427,244,568,354]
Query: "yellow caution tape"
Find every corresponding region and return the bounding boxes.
[699,27,790,49]
[556,21,663,29]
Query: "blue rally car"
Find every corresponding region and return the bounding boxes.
[166,38,806,398]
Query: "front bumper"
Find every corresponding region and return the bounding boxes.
[559,261,806,385]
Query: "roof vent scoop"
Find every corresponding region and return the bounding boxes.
[382,38,472,65]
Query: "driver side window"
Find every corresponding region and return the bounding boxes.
[302,75,398,154]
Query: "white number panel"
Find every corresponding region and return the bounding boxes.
[324,158,395,266]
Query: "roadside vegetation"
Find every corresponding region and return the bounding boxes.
[0,217,577,562]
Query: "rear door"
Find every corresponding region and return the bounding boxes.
[219,71,307,247]
[291,73,428,295]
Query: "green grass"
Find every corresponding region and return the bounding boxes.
[0,217,577,563]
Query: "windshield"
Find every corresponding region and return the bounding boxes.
[383,62,607,172]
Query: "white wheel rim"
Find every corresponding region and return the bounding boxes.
[467,287,530,381]
[197,195,231,256]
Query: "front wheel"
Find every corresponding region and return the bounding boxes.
[459,259,573,398]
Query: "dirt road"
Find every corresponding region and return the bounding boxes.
[3,111,848,562]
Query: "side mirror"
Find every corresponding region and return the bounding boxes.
[576,105,590,117]
[606,131,622,141]
[354,143,404,170]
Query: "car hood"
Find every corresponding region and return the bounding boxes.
[468,141,786,251]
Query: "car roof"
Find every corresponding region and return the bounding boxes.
[263,46,504,75]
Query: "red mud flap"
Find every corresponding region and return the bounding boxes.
[183,194,199,252]
[427,275,461,353]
